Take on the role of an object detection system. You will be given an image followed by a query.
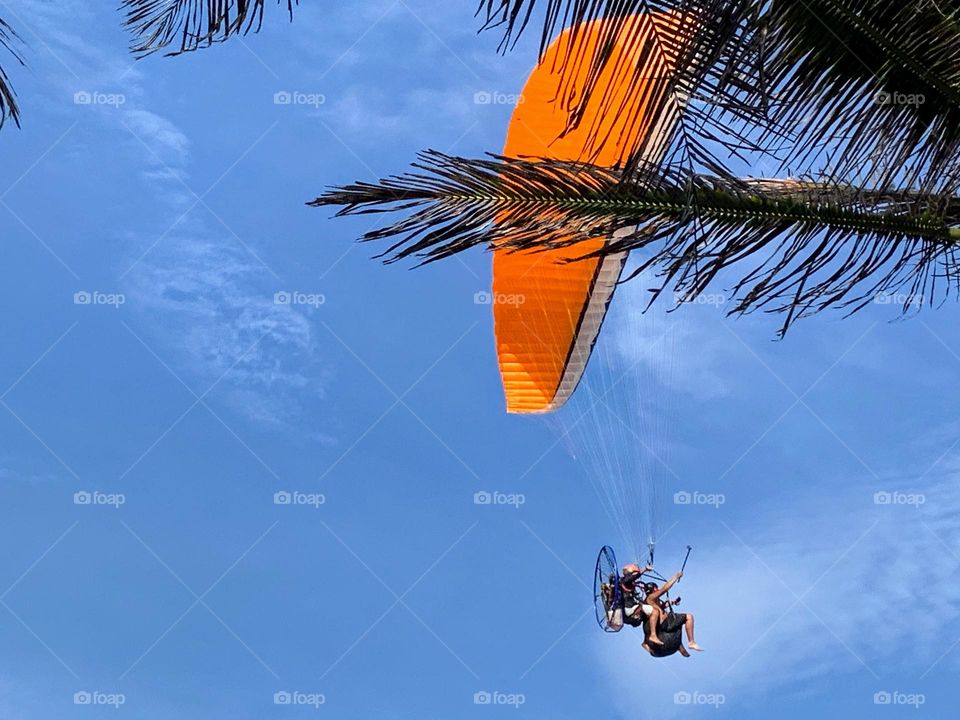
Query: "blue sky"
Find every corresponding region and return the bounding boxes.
[1,1,960,717]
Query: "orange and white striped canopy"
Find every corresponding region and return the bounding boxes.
[494,13,685,413]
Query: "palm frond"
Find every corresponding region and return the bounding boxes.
[477,0,737,59]
[0,18,23,128]
[122,0,296,57]
[730,0,960,192]
[479,1,960,193]
[312,150,960,335]
[476,1,764,173]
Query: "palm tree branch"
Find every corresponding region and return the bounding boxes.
[312,151,960,335]
[714,0,960,191]
[122,0,296,57]
[477,1,764,174]
[478,1,960,193]
[0,17,23,128]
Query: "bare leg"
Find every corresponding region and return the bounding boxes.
[684,613,703,651]
[646,606,664,645]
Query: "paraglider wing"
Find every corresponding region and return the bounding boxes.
[494,12,686,414]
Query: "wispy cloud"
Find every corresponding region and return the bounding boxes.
[123,231,328,427]
[123,109,190,167]
[322,85,480,144]
[116,120,327,428]
[11,0,330,430]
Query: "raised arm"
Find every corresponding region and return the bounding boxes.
[646,571,683,602]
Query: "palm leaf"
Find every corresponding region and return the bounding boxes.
[312,150,960,335]
[477,0,764,174]
[122,0,296,57]
[731,0,960,192]
[0,17,23,128]
[479,1,960,193]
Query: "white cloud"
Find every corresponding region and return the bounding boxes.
[124,232,327,428]
[8,0,331,429]
[122,109,191,168]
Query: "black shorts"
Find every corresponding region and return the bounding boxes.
[646,613,686,658]
[659,612,687,633]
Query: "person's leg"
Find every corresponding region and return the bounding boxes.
[602,584,615,606]
[645,606,664,645]
[608,607,624,631]
[684,613,703,651]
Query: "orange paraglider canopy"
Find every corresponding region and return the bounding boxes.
[494,13,686,413]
